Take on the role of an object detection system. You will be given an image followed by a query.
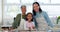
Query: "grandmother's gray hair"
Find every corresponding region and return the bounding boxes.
[21,5,26,8]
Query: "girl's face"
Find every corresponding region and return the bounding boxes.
[27,14,32,22]
[33,4,39,12]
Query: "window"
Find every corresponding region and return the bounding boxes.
[51,0,60,4]
[5,0,20,4]
[37,0,50,4]
[2,0,60,25]
[21,0,34,4]
[3,5,21,25]
[26,5,32,13]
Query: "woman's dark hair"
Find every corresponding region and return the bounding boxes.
[26,13,33,21]
[33,2,42,16]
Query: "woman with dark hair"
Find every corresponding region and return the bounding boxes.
[33,2,54,32]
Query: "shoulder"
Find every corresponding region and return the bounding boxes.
[42,11,48,17]
[32,22,35,24]
[42,11,47,15]
[16,14,21,17]
[31,22,35,26]
[42,11,47,14]
[17,14,21,16]
[15,14,21,19]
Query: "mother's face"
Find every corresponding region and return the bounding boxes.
[33,4,39,12]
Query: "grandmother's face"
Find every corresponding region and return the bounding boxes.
[21,6,26,14]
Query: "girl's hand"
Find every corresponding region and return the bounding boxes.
[32,27,35,29]
[32,26,35,29]
[29,27,31,30]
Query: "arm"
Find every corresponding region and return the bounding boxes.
[12,14,21,29]
[32,22,35,29]
[44,12,54,28]
[33,16,38,28]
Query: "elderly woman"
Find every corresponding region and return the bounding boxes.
[12,5,26,30]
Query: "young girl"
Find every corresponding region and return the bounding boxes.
[25,13,35,30]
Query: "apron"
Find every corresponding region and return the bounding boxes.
[36,14,49,32]
[17,14,25,31]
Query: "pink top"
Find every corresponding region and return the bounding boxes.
[25,21,35,30]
